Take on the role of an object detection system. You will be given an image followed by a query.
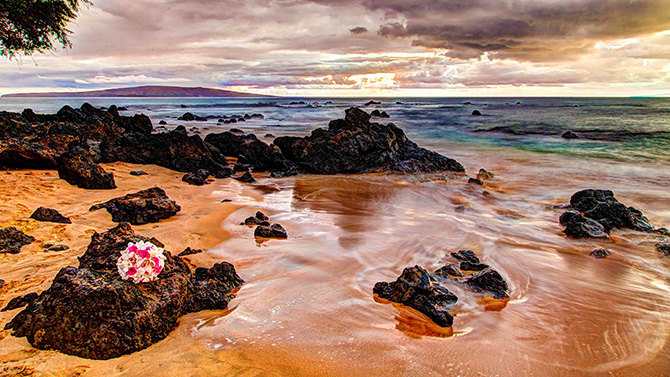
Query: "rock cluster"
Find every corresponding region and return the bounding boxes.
[374,250,509,329]
[90,187,181,225]
[182,169,211,186]
[242,211,288,239]
[559,189,668,239]
[4,223,244,360]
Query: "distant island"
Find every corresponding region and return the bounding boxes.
[2,85,274,98]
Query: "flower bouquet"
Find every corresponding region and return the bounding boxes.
[117,241,166,283]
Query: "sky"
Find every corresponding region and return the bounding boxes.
[2,0,670,97]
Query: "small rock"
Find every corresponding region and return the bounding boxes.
[468,178,483,185]
[656,243,670,257]
[364,100,381,106]
[460,261,489,272]
[234,171,256,184]
[471,110,482,116]
[264,134,275,138]
[559,210,610,239]
[30,207,71,224]
[561,130,580,139]
[2,292,38,311]
[477,168,494,181]
[182,169,210,186]
[0,227,35,254]
[178,247,203,257]
[230,128,244,134]
[244,211,270,226]
[450,250,480,264]
[45,244,69,252]
[590,249,611,259]
[254,223,287,239]
[435,263,463,278]
[454,205,466,213]
[220,199,232,203]
[465,268,509,299]
[158,120,167,125]
[129,170,148,176]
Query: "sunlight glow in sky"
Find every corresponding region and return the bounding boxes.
[2,0,670,97]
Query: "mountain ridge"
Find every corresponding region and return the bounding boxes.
[2,85,274,98]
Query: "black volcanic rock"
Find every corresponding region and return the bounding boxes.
[182,169,210,186]
[590,249,611,259]
[100,126,233,178]
[178,112,207,122]
[205,132,295,173]
[90,187,181,225]
[30,207,71,224]
[274,108,464,174]
[0,227,35,254]
[244,211,270,226]
[2,292,38,311]
[450,250,480,264]
[254,223,287,239]
[559,190,666,239]
[561,130,580,139]
[471,110,482,116]
[373,265,458,328]
[234,171,257,183]
[465,268,509,300]
[178,247,203,257]
[56,145,116,190]
[4,223,244,360]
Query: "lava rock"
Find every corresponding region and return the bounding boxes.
[56,145,116,190]
[569,190,656,232]
[274,108,464,174]
[43,243,69,252]
[450,250,480,264]
[205,132,295,173]
[468,177,483,185]
[465,268,509,299]
[2,292,39,312]
[30,207,71,224]
[158,120,167,125]
[590,249,611,259]
[4,223,244,360]
[2,292,38,312]
[657,243,670,257]
[244,211,270,226]
[182,169,210,186]
[0,227,35,254]
[460,261,489,272]
[234,171,256,184]
[471,110,482,116]
[477,168,494,180]
[562,130,580,139]
[178,247,203,257]
[129,170,148,176]
[559,210,610,239]
[254,223,287,239]
[434,263,463,278]
[364,100,381,106]
[373,265,458,328]
[89,187,181,225]
[178,112,207,122]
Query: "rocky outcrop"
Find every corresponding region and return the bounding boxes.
[2,292,38,311]
[374,266,458,328]
[90,187,181,225]
[274,108,464,174]
[5,223,244,360]
[436,250,510,300]
[205,132,294,173]
[100,126,233,178]
[56,145,116,189]
[0,227,35,254]
[559,190,668,238]
[30,207,71,224]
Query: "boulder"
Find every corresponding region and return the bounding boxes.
[0,227,35,254]
[559,210,610,239]
[4,223,244,360]
[30,207,71,224]
[234,171,256,184]
[89,187,181,225]
[450,250,480,264]
[56,145,116,190]
[373,265,458,328]
[244,211,270,226]
[273,108,464,174]
[465,268,509,300]
[434,263,463,278]
[471,110,482,116]
[254,224,287,239]
[205,132,294,173]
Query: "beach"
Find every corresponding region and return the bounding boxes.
[1,98,670,376]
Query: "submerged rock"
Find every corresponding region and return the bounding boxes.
[0,227,35,254]
[2,292,38,311]
[465,268,509,300]
[468,177,483,185]
[254,223,287,239]
[4,223,244,360]
[562,130,580,139]
[56,145,116,190]
[178,247,203,257]
[437,250,510,300]
[274,108,464,174]
[89,187,181,225]
[477,168,494,181]
[244,211,270,226]
[559,210,610,239]
[471,110,482,116]
[590,249,611,259]
[373,265,458,328]
[657,243,670,257]
[30,207,71,224]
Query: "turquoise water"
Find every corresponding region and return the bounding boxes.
[1,96,669,163]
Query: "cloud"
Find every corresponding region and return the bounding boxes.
[74,75,191,84]
[350,27,369,35]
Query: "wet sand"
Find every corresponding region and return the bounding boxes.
[1,143,670,376]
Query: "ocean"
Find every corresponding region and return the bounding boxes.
[1,96,670,376]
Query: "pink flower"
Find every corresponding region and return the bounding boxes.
[127,267,137,276]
